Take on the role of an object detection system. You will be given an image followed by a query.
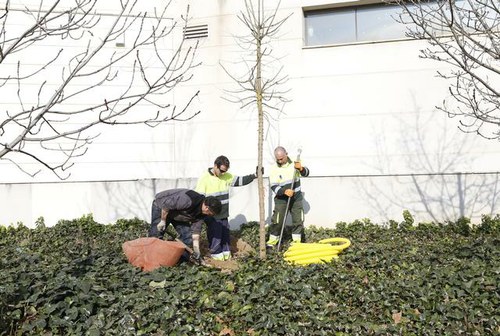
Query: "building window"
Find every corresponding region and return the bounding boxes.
[304,3,409,46]
[304,0,491,47]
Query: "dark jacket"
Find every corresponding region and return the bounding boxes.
[154,188,206,234]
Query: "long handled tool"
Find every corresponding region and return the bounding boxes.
[277,148,302,252]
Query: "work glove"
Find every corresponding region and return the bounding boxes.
[189,251,202,265]
[192,251,201,261]
[294,161,303,171]
[191,241,202,265]
[284,189,294,197]
[192,235,201,258]
[255,166,264,177]
[157,220,166,232]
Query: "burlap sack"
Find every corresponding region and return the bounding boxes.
[122,237,185,271]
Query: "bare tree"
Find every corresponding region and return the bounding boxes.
[221,0,291,258]
[392,0,500,140]
[0,0,201,179]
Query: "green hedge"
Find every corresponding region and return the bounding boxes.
[0,214,498,335]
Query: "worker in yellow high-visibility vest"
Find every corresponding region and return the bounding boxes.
[196,155,260,260]
[267,146,310,249]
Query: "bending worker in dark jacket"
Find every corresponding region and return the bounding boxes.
[148,188,222,259]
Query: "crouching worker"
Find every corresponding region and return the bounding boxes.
[148,188,222,262]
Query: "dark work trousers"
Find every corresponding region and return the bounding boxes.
[205,217,231,255]
[148,201,193,261]
[268,193,305,237]
[149,201,164,239]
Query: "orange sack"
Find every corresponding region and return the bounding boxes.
[122,237,185,271]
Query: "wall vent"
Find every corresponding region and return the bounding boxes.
[183,24,208,39]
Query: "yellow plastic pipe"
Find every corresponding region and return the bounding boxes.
[284,250,340,261]
[284,237,351,266]
[284,246,341,257]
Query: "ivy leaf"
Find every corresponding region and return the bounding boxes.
[149,280,167,289]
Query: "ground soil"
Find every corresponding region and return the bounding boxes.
[202,237,255,272]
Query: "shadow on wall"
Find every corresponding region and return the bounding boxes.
[101,180,155,222]
[95,178,197,225]
[93,178,322,230]
[357,173,500,223]
[303,192,311,214]
[229,214,248,230]
[357,102,500,223]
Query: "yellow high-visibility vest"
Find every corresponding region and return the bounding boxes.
[269,159,303,198]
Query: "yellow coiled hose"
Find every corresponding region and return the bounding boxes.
[284,237,351,265]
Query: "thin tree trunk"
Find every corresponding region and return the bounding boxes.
[255,22,266,259]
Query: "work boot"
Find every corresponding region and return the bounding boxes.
[211,252,225,261]
[266,234,279,253]
[267,234,279,246]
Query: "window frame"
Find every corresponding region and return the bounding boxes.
[303,1,416,48]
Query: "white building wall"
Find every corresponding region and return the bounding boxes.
[1,0,499,228]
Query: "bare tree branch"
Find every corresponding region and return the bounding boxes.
[221,0,291,258]
[391,0,500,140]
[0,0,201,178]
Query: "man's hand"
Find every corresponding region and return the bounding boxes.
[157,220,166,232]
[192,251,201,260]
[255,166,264,177]
[284,189,295,197]
[294,161,303,171]
[189,251,202,265]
